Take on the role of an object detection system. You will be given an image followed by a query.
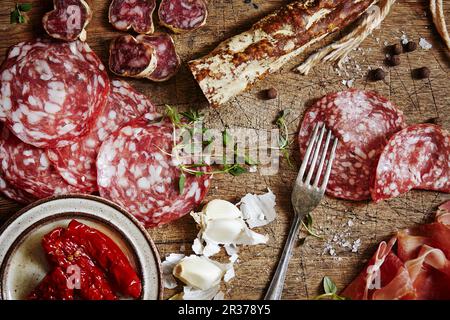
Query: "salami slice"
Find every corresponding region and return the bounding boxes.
[96,116,211,227]
[0,173,35,204]
[372,124,450,202]
[136,33,181,81]
[298,90,405,201]
[109,0,156,34]
[158,0,208,33]
[0,39,109,148]
[43,0,93,41]
[109,35,158,78]
[47,80,159,191]
[0,126,86,199]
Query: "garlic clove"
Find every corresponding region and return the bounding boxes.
[202,218,246,244]
[202,199,242,221]
[173,255,225,290]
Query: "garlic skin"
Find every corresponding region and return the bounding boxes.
[173,255,225,290]
[203,199,242,220]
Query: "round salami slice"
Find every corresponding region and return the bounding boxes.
[47,80,159,191]
[109,0,156,34]
[96,116,211,227]
[0,127,86,199]
[43,0,93,41]
[372,124,450,202]
[0,173,36,204]
[0,39,109,148]
[298,90,405,201]
[109,35,158,78]
[158,0,208,33]
[136,33,181,81]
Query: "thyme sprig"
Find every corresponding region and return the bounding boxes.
[274,109,293,167]
[10,3,32,24]
[313,276,348,300]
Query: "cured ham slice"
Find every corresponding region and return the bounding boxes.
[46,80,157,191]
[298,90,405,201]
[372,124,450,201]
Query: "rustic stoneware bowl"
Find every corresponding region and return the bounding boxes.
[0,194,162,300]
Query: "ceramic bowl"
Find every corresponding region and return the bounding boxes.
[0,194,162,300]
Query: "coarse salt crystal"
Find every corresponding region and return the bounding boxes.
[419,38,432,50]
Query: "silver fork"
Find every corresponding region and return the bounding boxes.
[264,123,338,300]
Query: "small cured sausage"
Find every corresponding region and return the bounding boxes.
[158,0,208,33]
[188,0,375,107]
[298,90,405,201]
[0,126,86,199]
[136,33,181,81]
[43,0,93,41]
[372,124,450,202]
[109,0,156,34]
[96,116,211,228]
[0,39,109,148]
[109,35,158,78]
[47,80,158,192]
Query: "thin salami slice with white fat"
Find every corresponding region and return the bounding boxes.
[0,127,85,199]
[372,124,450,202]
[109,35,158,78]
[47,80,159,191]
[136,33,181,81]
[158,0,208,33]
[109,0,156,34]
[0,39,109,148]
[298,90,405,201]
[0,173,35,204]
[43,0,93,41]
[96,117,211,227]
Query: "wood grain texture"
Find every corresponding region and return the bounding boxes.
[0,0,449,299]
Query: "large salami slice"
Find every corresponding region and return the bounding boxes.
[109,0,156,34]
[43,0,93,41]
[298,90,405,201]
[109,35,158,78]
[0,127,85,199]
[0,173,35,204]
[188,0,375,107]
[136,33,181,81]
[96,116,211,227]
[158,0,208,33]
[372,124,450,202]
[47,80,158,191]
[0,39,109,148]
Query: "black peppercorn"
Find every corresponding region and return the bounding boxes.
[413,67,430,79]
[403,41,417,53]
[386,55,401,66]
[390,44,402,55]
[370,68,385,81]
[266,87,278,99]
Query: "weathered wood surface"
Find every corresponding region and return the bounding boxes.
[0,0,449,299]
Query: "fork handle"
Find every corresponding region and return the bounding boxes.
[264,213,303,300]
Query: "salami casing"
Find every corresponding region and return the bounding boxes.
[47,80,158,191]
[136,33,181,81]
[43,0,93,41]
[158,0,208,33]
[96,116,211,227]
[0,39,109,148]
[109,35,158,78]
[109,0,156,34]
[372,124,450,202]
[189,0,375,107]
[298,90,405,201]
[0,127,86,199]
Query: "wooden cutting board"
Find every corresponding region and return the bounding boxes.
[0,0,449,299]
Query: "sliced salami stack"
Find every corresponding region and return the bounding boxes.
[298,90,405,201]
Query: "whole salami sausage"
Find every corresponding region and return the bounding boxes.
[109,35,158,78]
[298,90,405,201]
[158,0,208,33]
[372,124,450,202]
[109,0,156,34]
[136,33,181,81]
[0,126,87,199]
[189,0,375,107]
[47,80,158,191]
[43,0,93,41]
[96,116,211,227]
[0,39,109,148]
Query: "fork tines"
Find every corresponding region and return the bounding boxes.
[297,123,338,191]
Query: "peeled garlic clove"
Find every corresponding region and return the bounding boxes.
[202,199,242,221]
[173,255,224,290]
[203,218,246,244]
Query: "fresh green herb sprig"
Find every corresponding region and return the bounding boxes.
[314,276,347,300]
[274,109,293,167]
[300,213,322,239]
[11,3,32,24]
